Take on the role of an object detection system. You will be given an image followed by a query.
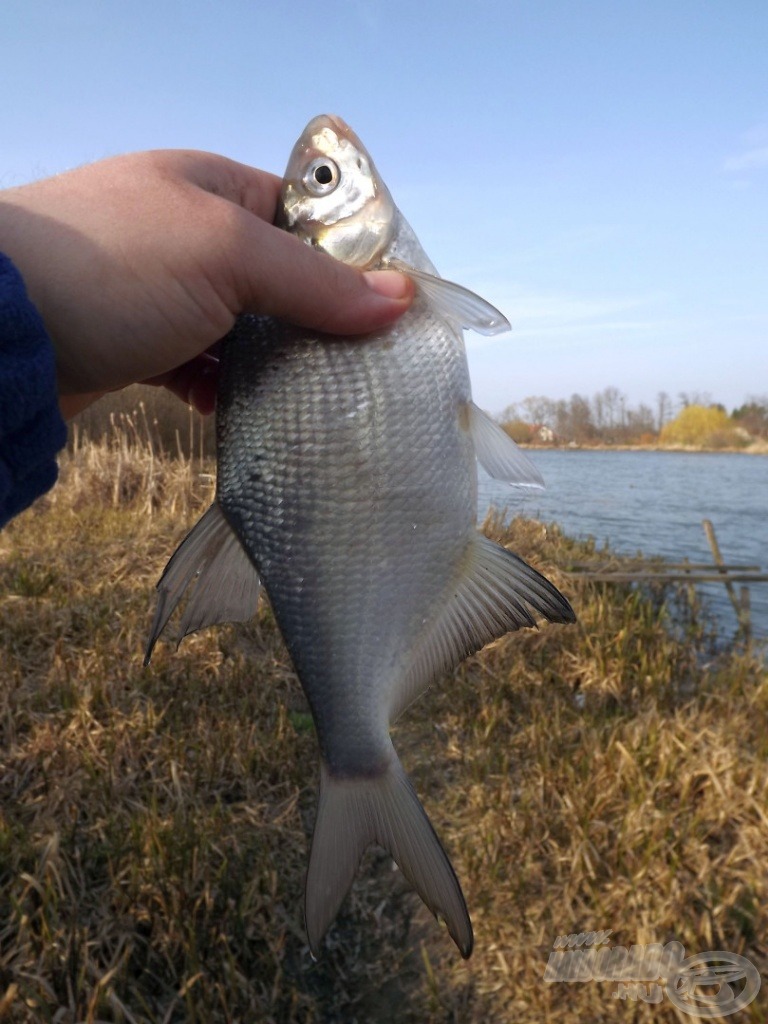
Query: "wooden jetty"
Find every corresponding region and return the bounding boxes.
[563,519,767,643]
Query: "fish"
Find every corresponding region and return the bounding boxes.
[144,114,575,959]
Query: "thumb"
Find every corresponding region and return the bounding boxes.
[230,215,414,334]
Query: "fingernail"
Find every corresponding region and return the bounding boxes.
[363,270,412,301]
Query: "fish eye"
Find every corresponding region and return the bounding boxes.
[303,158,340,196]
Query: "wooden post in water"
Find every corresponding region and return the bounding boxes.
[702,518,752,642]
[740,586,752,645]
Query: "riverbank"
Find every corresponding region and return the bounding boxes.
[516,439,768,455]
[1,435,766,1022]
[481,447,768,644]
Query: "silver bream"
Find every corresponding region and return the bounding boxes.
[145,115,575,959]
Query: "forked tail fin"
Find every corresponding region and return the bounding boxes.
[305,756,473,959]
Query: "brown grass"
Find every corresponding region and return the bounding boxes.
[0,416,766,1022]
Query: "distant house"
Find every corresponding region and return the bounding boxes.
[532,424,556,443]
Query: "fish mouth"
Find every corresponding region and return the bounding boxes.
[283,114,365,179]
[301,113,362,152]
[303,113,350,137]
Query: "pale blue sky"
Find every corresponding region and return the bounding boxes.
[3,0,766,416]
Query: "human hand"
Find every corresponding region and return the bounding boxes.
[0,150,414,419]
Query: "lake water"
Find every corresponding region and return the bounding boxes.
[478,449,768,642]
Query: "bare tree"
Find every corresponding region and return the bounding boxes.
[592,391,605,431]
[627,403,656,438]
[732,396,768,438]
[499,386,744,445]
[594,386,625,435]
[521,396,556,429]
[678,390,712,411]
[656,391,671,432]
[569,394,596,442]
[497,402,519,424]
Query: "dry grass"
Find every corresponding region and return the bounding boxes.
[0,420,766,1023]
[69,386,215,462]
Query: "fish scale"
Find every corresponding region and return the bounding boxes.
[217,302,474,772]
[145,114,575,959]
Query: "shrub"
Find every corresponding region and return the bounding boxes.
[660,405,732,447]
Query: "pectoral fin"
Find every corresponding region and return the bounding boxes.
[144,501,260,664]
[392,533,575,720]
[386,259,510,336]
[468,402,544,488]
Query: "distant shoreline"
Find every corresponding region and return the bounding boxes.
[516,442,768,456]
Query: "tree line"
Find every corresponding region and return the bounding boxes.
[498,389,768,448]
[70,383,768,455]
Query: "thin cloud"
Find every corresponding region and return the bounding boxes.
[507,293,650,326]
[723,146,768,173]
[462,288,678,349]
[723,123,768,174]
[501,286,663,329]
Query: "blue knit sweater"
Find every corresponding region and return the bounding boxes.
[0,253,68,527]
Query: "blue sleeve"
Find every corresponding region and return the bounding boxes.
[0,253,68,528]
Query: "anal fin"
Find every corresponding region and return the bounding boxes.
[393,533,575,720]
